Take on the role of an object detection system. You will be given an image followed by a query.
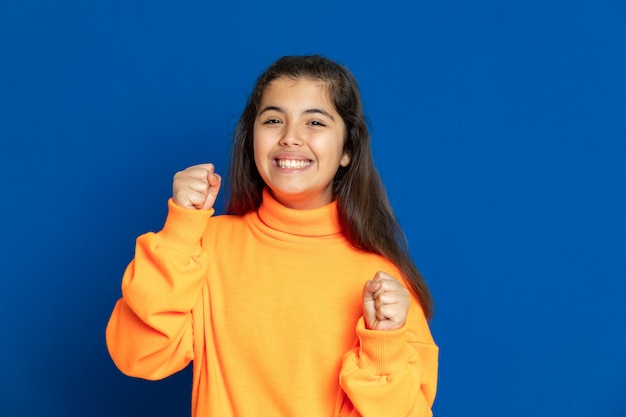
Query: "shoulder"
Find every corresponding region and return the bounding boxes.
[205,212,251,232]
[207,212,244,225]
[200,212,252,246]
[337,249,406,289]
[353,249,403,277]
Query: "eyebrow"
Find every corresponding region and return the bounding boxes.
[258,106,336,121]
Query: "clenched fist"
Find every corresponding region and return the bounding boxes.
[172,163,222,210]
[362,271,410,331]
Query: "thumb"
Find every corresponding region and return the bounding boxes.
[362,279,382,330]
[201,172,222,210]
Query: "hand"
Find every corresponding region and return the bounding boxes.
[362,271,410,331]
[172,163,222,210]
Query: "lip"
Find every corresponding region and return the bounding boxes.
[273,152,311,160]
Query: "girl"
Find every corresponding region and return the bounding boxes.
[106,55,438,417]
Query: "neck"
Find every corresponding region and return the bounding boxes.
[267,189,333,210]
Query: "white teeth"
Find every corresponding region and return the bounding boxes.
[277,159,311,169]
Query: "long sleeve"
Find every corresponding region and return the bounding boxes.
[338,300,438,417]
[106,190,439,417]
[105,199,213,380]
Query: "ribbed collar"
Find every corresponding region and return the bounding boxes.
[256,188,342,237]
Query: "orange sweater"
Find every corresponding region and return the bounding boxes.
[106,189,438,417]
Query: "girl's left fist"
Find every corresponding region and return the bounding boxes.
[362,271,410,331]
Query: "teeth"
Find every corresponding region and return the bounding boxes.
[277,159,311,169]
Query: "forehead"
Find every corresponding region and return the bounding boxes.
[261,77,333,106]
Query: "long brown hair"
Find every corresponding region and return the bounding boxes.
[226,55,433,319]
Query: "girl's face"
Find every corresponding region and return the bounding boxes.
[253,77,350,210]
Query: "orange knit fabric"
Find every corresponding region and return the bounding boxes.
[106,189,438,416]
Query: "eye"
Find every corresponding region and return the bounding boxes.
[263,118,281,125]
[308,120,326,127]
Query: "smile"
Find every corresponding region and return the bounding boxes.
[276,159,312,169]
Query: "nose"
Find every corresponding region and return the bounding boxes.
[279,122,303,147]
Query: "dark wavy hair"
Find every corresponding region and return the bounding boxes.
[226,55,433,318]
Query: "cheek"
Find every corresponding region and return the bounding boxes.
[252,130,261,156]
[252,135,269,169]
[252,142,262,168]
[334,136,348,164]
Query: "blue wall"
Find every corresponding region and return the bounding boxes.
[1,1,625,416]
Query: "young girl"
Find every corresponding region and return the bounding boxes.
[106,55,438,417]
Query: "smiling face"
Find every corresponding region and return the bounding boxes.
[253,77,351,210]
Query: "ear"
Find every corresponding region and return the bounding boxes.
[340,152,351,167]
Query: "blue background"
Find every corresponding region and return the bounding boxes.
[1,0,625,416]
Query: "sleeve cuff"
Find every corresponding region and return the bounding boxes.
[355,317,410,375]
[159,198,214,252]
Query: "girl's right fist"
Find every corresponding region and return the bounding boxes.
[172,163,222,210]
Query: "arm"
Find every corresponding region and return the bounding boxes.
[105,164,221,380]
[338,272,439,417]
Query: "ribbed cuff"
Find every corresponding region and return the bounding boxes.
[159,198,214,252]
[355,317,410,375]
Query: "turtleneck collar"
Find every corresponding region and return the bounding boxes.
[255,188,342,237]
